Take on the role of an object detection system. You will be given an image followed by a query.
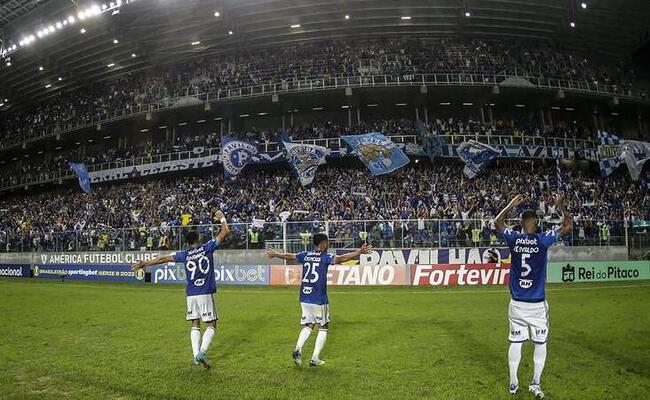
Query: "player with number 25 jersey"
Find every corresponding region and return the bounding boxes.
[266,233,371,368]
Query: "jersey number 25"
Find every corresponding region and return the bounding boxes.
[302,262,319,283]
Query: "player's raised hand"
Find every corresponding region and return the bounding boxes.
[265,249,278,259]
[131,261,145,272]
[509,194,524,208]
[359,243,373,254]
[214,210,225,221]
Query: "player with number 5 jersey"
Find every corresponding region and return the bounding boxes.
[131,211,230,370]
[495,194,572,398]
[266,233,372,367]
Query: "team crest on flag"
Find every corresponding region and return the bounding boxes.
[221,135,259,178]
[283,141,329,186]
[341,132,409,176]
[457,140,499,178]
[597,131,649,180]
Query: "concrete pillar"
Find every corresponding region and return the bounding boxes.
[220,119,224,136]
[347,108,352,127]
[415,107,420,121]
[290,112,294,127]
[228,119,232,133]
[539,108,546,131]
[171,126,176,144]
[488,106,494,125]
[480,107,486,125]
[356,107,361,125]
[282,114,285,131]
[547,110,553,129]
[424,107,429,125]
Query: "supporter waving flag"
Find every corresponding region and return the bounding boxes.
[283,141,329,186]
[416,120,444,161]
[597,131,650,180]
[69,162,91,193]
[341,132,409,176]
[220,135,259,179]
[457,140,499,178]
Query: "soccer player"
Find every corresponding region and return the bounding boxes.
[495,194,572,398]
[265,233,372,367]
[131,211,230,369]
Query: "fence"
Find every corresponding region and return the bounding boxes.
[1,72,645,151]
[2,219,644,255]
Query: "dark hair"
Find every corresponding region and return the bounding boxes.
[521,209,537,221]
[185,230,200,245]
[313,233,329,247]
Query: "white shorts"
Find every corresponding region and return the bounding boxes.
[300,302,330,326]
[508,299,549,343]
[186,294,218,322]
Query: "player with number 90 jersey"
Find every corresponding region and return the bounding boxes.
[500,227,558,302]
[296,251,335,305]
[173,238,220,296]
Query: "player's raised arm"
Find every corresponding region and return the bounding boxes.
[554,194,573,237]
[265,249,298,261]
[214,210,230,243]
[333,243,372,264]
[131,255,174,272]
[495,194,523,232]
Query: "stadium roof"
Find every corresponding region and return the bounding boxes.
[1,0,649,108]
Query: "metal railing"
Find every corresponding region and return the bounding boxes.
[0,133,597,191]
[1,218,642,254]
[1,72,644,151]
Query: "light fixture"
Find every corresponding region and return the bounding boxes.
[107,63,115,67]
[78,11,86,20]
[515,104,526,108]
[464,11,471,17]
[191,41,201,46]
[440,102,451,106]
[290,24,301,28]
[131,53,136,57]
[228,30,233,35]
[239,114,250,117]
[140,128,149,132]
[312,107,323,111]
[39,66,44,71]
[570,21,576,28]
[401,16,411,20]
[395,103,407,106]
[58,77,62,81]
[366,103,379,107]
[462,102,473,106]
[103,135,111,139]
[67,16,76,24]
[80,28,87,33]
[158,125,167,129]
[257,112,268,116]
[48,25,55,33]
[55,22,63,29]
[214,11,220,17]
[45,84,52,88]
[345,14,350,20]
[178,122,188,126]
[113,39,119,44]
[581,2,587,9]
[197,119,206,123]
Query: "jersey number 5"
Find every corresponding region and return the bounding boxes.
[521,253,531,277]
[302,262,319,283]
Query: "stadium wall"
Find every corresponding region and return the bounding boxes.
[1,247,646,286]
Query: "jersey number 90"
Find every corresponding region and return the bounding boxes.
[187,255,210,280]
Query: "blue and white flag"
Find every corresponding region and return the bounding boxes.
[283,141,329,186]
[456,140,499,179]
[220,135,259,178]
[597,131,649,180]
[69,162,91,193]
[597,131,622,146]
[341,132,409,176]
[416,120,444,161]
[278,131,293,147]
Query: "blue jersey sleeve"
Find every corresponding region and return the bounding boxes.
[325,252,336,265]
[539,229,559,248]
[296,251,307,264]
[499,227,518,247]
[173,250,188,263]
[204,239,220,252]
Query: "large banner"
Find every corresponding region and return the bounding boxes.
[270,264,408,286]
[548,261,650,283]
[336,247,510,266]
[411,263,510,287]
[0,264,31,278]
[32,264,146,282]
[89,155,221,183]
[37,252,163,265]
[341,132,410,175]
[150,264,269,285]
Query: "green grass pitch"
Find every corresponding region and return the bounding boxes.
[1,280,649,399]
